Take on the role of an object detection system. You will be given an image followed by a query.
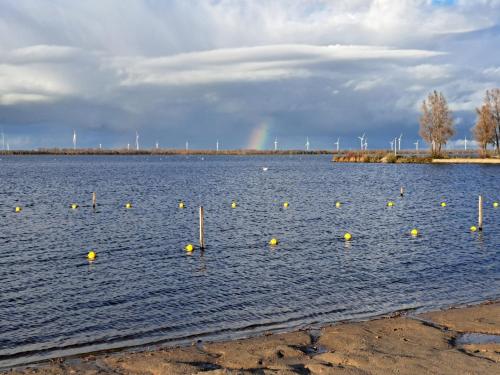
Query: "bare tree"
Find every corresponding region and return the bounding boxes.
[484,89,500,154]
[419,91,454,156]
[473,104,496,155]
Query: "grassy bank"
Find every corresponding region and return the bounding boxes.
[333,151,433,163]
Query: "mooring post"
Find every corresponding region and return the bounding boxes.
[92,192,97,209]
[199,206,205,249]
[478,195,483,231]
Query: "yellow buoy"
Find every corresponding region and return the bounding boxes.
[87,251,96,261]
[470,226,477,232]
[179,201,185,209]
[387,201,394,207]
[344,232,352,241]
[231,201,237,209]
[335,202,341,208]
[410,228,419,237]
[441,202,447,207]
[125,202,132,209]
[269,238,279,246]
[494,202,498,208]
[15,206,22,213]
[71,203,79,209]
[185,243,194,252]
[283,202,289,208]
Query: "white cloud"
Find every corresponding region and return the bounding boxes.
[448,138,478,149]
[115,44,442,87]
[0,93,52,105]
[0,62,75,104]
[7,45,85,64]
[406,64,452,80]
[350,78,384,91]
[483,66,500,77]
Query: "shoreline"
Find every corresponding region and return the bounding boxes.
[4,300,499,374]
[432,158,500,164]
[2,151,499,164]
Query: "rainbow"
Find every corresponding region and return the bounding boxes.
[247,122,269,150]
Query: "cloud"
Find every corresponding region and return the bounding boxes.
[6,45,85,64]
[0,62,74,104]
[483,66,500,77]
[115,44,442,87]
[0,0,499,149]
[406,64,452,80]
[448,138,479,149]
[0,93,52,105]
[345,77,384,91]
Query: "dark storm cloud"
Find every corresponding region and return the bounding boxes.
[0,0,499,150]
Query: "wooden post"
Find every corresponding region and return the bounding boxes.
[92,192,97,209]
[478,195,483,231]
[199,206,205,249]
[400,187,404,197]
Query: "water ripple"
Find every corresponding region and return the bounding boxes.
[0,156,498,367]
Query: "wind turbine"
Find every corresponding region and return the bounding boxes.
[127,143,130,151]
[72,129,77,150]
[394,137,398,156]
[398,134,402,151]
[390,139,394,151]
[305,137,310,151]
[334,138,340,152]
[185,141,189,151]
[414,140,419,152]
[464,136,468,151]
[155,141,159,150]
[363,137,368,150]
[274,137,278,151]
[216,139,219,152]
[135,131,140,151]
[99,143,102,150]
[357,133,365,150]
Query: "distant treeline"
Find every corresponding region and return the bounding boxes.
[0,148,336,156]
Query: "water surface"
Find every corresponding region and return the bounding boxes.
[0,155,498,367]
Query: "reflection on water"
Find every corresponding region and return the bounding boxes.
[0,155,498,367]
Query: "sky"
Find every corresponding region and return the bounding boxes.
[0,0,499,150]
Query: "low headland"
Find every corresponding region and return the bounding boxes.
[4,301,499,374]
[333,150,500,164]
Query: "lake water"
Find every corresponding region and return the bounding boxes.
[0,155,498,367]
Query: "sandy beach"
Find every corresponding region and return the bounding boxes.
[3,301,499,375]
[432,158,500,164]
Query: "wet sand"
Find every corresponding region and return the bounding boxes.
[4,301,499,374]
